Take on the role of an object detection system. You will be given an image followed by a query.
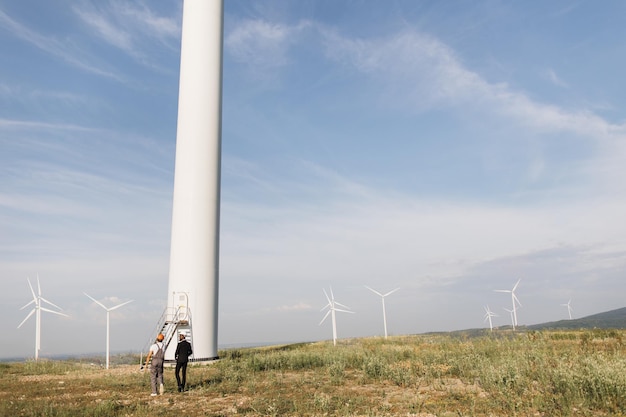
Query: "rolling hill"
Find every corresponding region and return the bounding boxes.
[527,306,626,330]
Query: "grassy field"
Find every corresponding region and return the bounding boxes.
[1,329,625,416]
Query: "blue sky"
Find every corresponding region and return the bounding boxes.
[2,0,626,359]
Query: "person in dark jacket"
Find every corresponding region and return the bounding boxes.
[175,333,193,392]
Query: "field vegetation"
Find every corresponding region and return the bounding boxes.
[1,329,625,416]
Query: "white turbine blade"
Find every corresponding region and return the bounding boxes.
[365,286,383,297]
[40,307,69,317]
[36,275,42,296]
[40,297,64,311]
[494,289,511,293]
[322,288,331,304]
[27,278,37,301]
[382,288,400,297]
[18,309,36,328]
[334,307,354,314]
[84,292,108,310]
[319,310,331,325]
[484,305,496,316]
[320,289,331,311]
[20,299,36,310]
[109,299,134,311]
[334,301,351,310]
[329,287,335,301]
[512,293,522,307]
[512,279,521,292]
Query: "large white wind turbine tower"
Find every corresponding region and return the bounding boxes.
[162,0,224,362]
[84,293,133,369]
[365,286,399,339]
[495,279,521,327]
[561,299,573,320]
[319,288,354,346]
[483,305,497,332]
[17,276,68,360]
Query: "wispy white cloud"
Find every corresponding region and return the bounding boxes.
[221,159,626,293]
[225,19,312,82]
[312,26,626,202]
[492,89,615,137]
[320,29,626,142]
[226,20,626,145]
[0,118,97,132]
[110,1,180,40]
[72,1,181,69]
[74,8,133,51]
[0,9,119,79]
[223,156,282,194]
[217,160,626,340]
[275,303,312,312]
[226,20,292,66]
[544,68,569,88]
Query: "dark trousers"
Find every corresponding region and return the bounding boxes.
[175,361,188,390]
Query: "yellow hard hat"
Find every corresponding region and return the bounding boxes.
[156,333,165,341]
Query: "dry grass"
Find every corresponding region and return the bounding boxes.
[1,330,625,416]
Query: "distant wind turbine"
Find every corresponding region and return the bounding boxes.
[561,299,573,320]
[319,287,354,346]
[503,307,516,330]
[495,279,521,327]
[365,286,399,339]
[483,305,497,332]
[17,276,68,360]
[84,293,133,369]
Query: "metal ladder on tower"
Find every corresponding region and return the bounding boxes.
[140,306,189,366]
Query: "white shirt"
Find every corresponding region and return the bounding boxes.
[150,342,164,355]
